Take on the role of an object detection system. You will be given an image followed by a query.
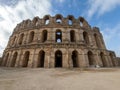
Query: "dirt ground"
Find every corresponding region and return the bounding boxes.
[0,67,120,90]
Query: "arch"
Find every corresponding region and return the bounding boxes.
[87,51,95,66]
[42,30,47,42]
[70,30,76,42]
[18,33,24,45]
[79,17,84,27]
[10,52,18,67]
[55,14,63,24]
[56,30,62,43]
[32,17,39,26]
[71,50,79,67]
[83,31,89,44]
[28,31,34,43]
[11,36,16,45]
[100,52,107,67]
[37,50,45,67]
[94,34,101,48]
[109,53,115,66]
[68,15,74,25]
[3,53,9,66]
[55,50,62,67]
[44,15,50,25]
[22,51,30,67]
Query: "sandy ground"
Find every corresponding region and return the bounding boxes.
[0,67,120,90]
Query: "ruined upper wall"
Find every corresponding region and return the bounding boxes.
[13,14,92,33]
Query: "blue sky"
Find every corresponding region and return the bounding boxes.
[0,0,120,57]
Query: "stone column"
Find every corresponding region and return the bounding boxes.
[47,29,52,43]
[49,49,55,68]
[78,53,87,67]
[44,49,50,68]
[62,50,69,68]
[76,30,80,43]
[88,33,94,46]
[79,31,84,41]
[32,50,39,68]
[68,52,73,68]
[33,30,38,43]
[83,53,89,67]
[27,50,34,67]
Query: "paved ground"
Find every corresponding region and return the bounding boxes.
[0,67,120,90]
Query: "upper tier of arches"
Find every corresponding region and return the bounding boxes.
[13,14,91,32]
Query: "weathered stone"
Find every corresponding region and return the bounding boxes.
[0,14,119,68]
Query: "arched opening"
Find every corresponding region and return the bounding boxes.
[37,50,45,67]
[88,51,95,66]
[22,51,30,67]
[100,52,107,67]
[10,52,18,67]
[83,32,89,44]
[72,50,78,67]
[42,30,47,42]
[34,18,39,26]
[109,53,115,66]
[44,16,50,25]
[56,15,62,24]
[80,17,84,26]
[18,33,24,45]
[11,36,16,45]
[70,30,75,42]
[56,30,62,43]
[94,34,101,48]
[68,19,72,25]
[28,31,34,43]
[3,53,9,66]
[55,50,62,67]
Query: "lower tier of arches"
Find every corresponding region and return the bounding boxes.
[1,48,118,68]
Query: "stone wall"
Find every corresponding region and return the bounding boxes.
[1,14,118,68]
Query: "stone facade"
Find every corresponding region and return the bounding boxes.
[0,14,118,68]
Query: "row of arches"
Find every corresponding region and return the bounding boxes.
[17,15,88,30]
[10,30,103,48]
[2,50,116,68]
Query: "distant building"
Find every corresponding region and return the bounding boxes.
[0,14,119,68]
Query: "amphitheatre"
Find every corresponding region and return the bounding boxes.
[0,14,119,68]
[0,14,120,90]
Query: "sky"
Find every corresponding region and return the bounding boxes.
[0,0,120,57]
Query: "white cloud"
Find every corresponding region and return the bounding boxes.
[87,0,120,18]
[101,23,120,57]
[0,0,52,57]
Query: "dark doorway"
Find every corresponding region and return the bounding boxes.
[88,51,94,66]
[22,51,30,67]
[38,50,45,67]
[100,52,107,67]
[11,52,18,67]
[72,51,78,67]
[55,50,62,67]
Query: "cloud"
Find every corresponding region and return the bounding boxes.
[87,0,120,18]
[0,0,52,57]
[100,23,120,57]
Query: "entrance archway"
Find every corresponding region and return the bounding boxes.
[72,50,78,67]
[55,50,62,67]
[109,53,115,66]
[88,51,95,66]
[10,52,18,67]
[22,51,30,67]
[38,50,45,67]
[3,53,9,66]
[100,52,107,67]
